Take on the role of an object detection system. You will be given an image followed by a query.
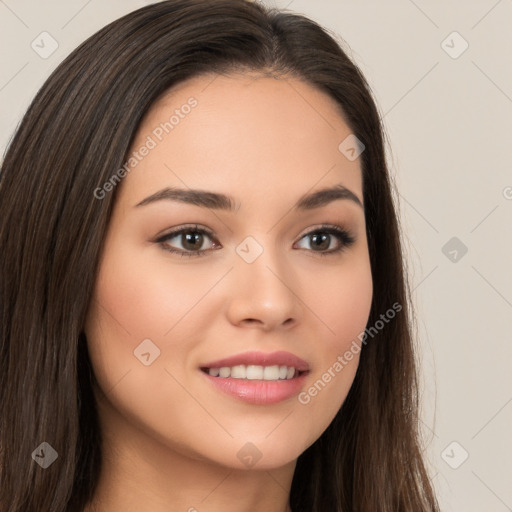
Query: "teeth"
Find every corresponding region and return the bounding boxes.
[263,365,279,380]
[230,365,246,378]
[219,367,230,378]
[246,365,263,379]
[207,364,298,380]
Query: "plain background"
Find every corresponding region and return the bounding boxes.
[1,1,511,510]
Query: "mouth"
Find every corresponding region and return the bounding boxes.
[198,351,310,405]
[200,365,309,380]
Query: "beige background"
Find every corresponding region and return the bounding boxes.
[1,1,511,510]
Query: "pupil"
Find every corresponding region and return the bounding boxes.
[312,233,329,250]
[183,232,202,250]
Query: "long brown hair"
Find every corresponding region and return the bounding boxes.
[0,1,439,510]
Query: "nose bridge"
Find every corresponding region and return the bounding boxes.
[227,233,301,329]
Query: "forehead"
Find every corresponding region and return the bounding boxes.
[118,72,363,209]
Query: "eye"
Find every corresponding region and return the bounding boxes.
[155,223,356,258]
[294,225,356,256]
[155,224,219,258]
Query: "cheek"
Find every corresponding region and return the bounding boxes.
[88,246,217,343]
[295,255,372,433]
[83,239,229,402]
[83,247,175,387]
[310,254,373,349]
[83,244,214,445]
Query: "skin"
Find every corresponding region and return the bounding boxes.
[83,71,373,512]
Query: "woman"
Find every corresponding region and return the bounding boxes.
[0,1,440,511]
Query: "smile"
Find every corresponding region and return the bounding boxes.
[201,365,304,380]
[199,351,311,405]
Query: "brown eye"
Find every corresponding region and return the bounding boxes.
[155,225,219,257]
[295,226,355,256]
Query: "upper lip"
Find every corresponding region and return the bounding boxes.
[201,351,310,372]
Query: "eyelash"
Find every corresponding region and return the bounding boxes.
[155,223,356,258]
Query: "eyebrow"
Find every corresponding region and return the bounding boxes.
[134,184,363,211]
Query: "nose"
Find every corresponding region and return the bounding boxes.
[225,241,302,331]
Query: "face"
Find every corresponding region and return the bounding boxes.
[84,72,373,470]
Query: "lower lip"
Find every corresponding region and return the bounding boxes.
[200,370,309,405]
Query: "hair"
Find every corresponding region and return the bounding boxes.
[0,1,439,511]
